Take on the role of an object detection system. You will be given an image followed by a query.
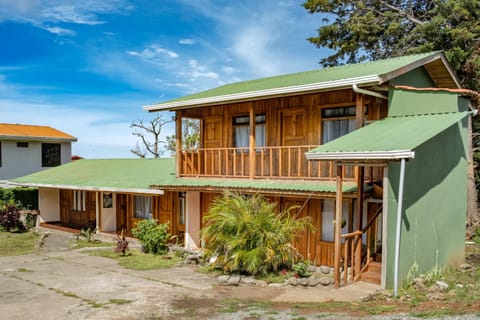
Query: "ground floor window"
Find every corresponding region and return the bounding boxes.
[321,199,350,242]
[73,190,86,211]
[178,192,185,225]
[134,195,152,219]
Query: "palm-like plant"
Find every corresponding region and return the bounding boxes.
[201,192,314,276]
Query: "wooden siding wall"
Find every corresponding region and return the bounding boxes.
[181,89,387,148]
[199,192,352,267]
[59,190,96,229]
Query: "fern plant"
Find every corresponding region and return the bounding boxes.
[201,192,314,276]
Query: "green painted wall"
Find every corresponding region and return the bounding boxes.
[389,66,435,88]
[385,118,467,288]
[389,89,465,116]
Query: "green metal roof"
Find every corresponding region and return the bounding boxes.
[151,177,360,194]
[10,158,176,194]
[10,158,360,194]
[306,112,470,161]
[146,51,448,111]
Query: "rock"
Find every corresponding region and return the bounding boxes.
[298,278,309,287]
[307,277,320,287]
[426,292,445,300]
[319,277,332,286]
[307,265,317,273]
[456,283,464,289]
[256,280,268,287]
[217,275,230,285]
[287,277,298,286]
[268,283,284,288]
[227,275,241,286]
[320,265,331,274]
[435,280,449,292]
[209,256,218,264]
[185,254,200,265]
[459,263,472,272]
[240,277,257,286]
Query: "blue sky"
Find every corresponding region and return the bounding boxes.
[0,0,327,158]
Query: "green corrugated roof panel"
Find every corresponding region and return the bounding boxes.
[11,158,176,191]
[152,178,360,193]
[148,52,442,110]
[307,112,469,157]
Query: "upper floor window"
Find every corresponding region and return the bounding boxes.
[322,106,356,144]
[134,195,152,219]
[233,114,266,148]
[17,142,29,148]
[42,143,61,167]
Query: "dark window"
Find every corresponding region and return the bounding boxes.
[17,142,29,148]
[42,143,61,167]
[233,114,266,148]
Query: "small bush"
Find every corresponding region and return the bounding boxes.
[0,202,26,232]
[293,260,311,278]
[132,219,171,254]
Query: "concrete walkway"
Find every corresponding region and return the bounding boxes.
[0,228,382,319]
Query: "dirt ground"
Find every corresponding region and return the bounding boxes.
[0,229,478,320]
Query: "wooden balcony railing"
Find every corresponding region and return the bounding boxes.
[179,145,383,180]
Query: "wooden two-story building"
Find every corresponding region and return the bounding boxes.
[145,51,472,291]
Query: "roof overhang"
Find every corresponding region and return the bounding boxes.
[305,150,415,161]
[144,75,380,111]
[8,182,164,195]
[0,136,77,142]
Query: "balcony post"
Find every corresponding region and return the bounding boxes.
[334,164,343,288]
[355,93,364,129]
[249,104,255,179]
[175,111,182,178]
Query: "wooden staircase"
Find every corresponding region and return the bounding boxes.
[359,261,381,284]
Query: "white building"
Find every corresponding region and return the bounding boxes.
[0,123,77,180]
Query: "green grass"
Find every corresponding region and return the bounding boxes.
[108,298,133,305]
[71,239,115,249]
[16,268,33,272]
[87,249,182,270]
[0,231,38,256]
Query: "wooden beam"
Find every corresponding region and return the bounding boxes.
[249,104,255,179]
[175,112,182,178]
[334,164,343,288]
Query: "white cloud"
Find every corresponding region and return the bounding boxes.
[179,38,195,45]
[126,44,179,61]
[0,0,133,35]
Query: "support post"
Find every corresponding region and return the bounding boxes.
[95,192,100,234]
[175,112,182,178]
[355,93,364,129]
[394,158,406,297]
[249,104,255,179]
[355,166,364,276]
[334,164,343,288]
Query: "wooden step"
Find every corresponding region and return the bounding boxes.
[360,262,381,284]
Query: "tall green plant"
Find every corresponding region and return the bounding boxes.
[201,192,314,276]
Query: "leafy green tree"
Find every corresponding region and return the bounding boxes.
[304,0,480,235]
[201,192,314,276]
[304,0,480,90]
[165,118,200,155]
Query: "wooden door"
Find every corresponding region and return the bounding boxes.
[203,116,223,175]
[116,194,128,232]
[280,109,306,176]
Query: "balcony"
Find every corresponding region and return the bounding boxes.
[179,145,382,181]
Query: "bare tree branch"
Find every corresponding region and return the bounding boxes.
[130,114,173,158]
[378,0,425,25]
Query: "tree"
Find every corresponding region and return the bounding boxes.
[201,192,314,276]
[303,0,480,90]
[130,114,173,158]
[165,118,200,155]
[303,0,480,235]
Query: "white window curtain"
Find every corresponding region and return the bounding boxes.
[234,126,249,148]
[73,190,86,211]
[322,119,356,144]
[321,199,350,242]
[135,196,152,219]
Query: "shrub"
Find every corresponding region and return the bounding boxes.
[201,192,314,276]
[0,202,26,232]
[293,260,311,278]
[131,219,171,254]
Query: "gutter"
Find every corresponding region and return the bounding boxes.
[305,150,415,161]
[145,75,381,111]
[393,158,406,297]
[7,182,164,195]
[352,83,388,100]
